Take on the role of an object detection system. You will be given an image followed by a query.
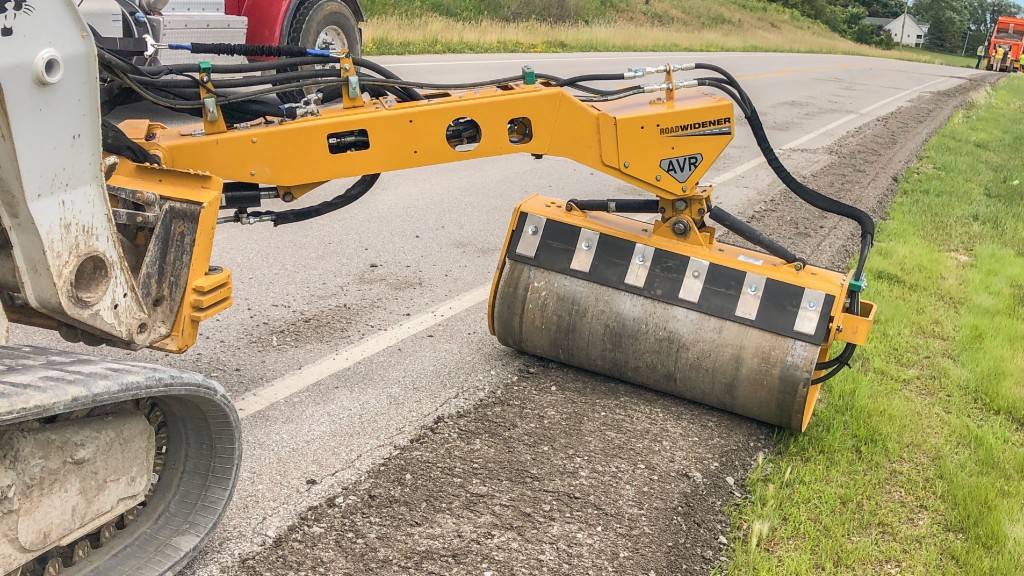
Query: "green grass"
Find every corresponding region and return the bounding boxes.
[359,0,974,68]
[727,78,1024,575]
[900,46,979,68]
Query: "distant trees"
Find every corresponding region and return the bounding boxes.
[768,0,899,46]
[913,0,1022,53]
[768,0,1022,53]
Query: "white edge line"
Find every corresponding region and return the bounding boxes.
[711,76,952,184]
[236,284,491,418]
[235,75,958,418]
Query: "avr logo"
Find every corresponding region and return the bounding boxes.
[0,0,34,38]
[660,154,703,183]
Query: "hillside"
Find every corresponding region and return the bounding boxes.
[359,0,940,62]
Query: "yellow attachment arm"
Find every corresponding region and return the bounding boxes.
[134,82,734,204]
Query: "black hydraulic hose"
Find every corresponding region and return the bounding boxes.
[706,205,804,266]
[359,75,527,91]
[693,63,752,108]
[130,68,344,90]
[551,73,628,86]
[811,346,855,383]
[362,72,642,98]
[352,57,425,101]
[566,198,661,213]
[577,88,646,102]
[693,64,875,249]
[109,69,354,108]
[144,56,335,75]
[183,42,310,58]
[247,174,381,226]
[695,78,750,116]
[817,343,856,371]
[692,62,876,383]
[535,72,645,97]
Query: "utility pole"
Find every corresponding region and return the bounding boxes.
[899,0,909,50]
[962,26,971,56]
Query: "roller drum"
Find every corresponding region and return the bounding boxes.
[492,260,819,430]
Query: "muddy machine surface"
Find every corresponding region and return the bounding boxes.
[0,1,875,573]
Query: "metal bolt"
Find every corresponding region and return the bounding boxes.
[250,170,257,176]
[673,199,688,211]
[656,175,662,181]
[795,262,805,271]
[342,64,351,71]
[283,192,295,202]
[528,225,539,235]
[582,240,592,250]
[692,270,701,279]
[623,161,631,169]
[251,138,257,144]
[636,255,646,264]
[808,301,817,310]
[671,219,690,236]
[681,185,688,193]
[748,284,759,294]
[145,132,157,142]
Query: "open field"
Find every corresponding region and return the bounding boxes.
[359,0,972,67]
[729,77,1024,575]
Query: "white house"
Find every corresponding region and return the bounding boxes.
[864,14,930,47]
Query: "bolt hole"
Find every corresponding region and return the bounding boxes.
[72,255,110,306]
[44,57,62,82]
[507,117,533,145]
[152,296,165,309]
[446,117,481,152]
[137,323,149,335]
[35,49,64,85]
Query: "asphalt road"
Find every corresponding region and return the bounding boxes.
[9,52,980,573]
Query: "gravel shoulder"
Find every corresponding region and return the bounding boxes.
[229,75,996,576]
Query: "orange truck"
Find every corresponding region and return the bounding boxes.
[987,16,1024,72]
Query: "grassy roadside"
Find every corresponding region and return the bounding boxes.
[727,78,1024,575]
[899,46,977,68]
[358,1,973,68]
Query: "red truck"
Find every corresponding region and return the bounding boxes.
[986,15,1024,72]
[79,0,364,101]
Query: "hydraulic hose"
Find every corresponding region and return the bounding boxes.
[130,68,345,90]
[246,174,381,226]
[566,198,661,213]
[706,205,804,266]
[691,63,875,384]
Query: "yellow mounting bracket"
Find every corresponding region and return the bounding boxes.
[339,53,365,109]
[665,63,676,102]
[198,61,228,135]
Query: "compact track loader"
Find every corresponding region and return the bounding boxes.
[0,1,876,573]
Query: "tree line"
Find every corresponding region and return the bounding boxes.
[768,0,1023,53]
